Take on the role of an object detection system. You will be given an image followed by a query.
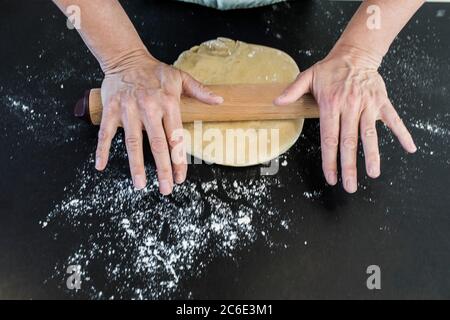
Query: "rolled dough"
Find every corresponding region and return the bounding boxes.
[174,38,303,167]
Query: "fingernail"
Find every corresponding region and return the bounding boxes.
[368,165,380,178]
[159,180,172,195]
[134,175,147,190]
[345,178,357,193]
[216,96,224,104]
[327,172,337,185]
[410,142,417,153]
[274,96,284,105]
[174,172,185,184]
[95,157,103,170]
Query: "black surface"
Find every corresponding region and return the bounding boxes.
[0,0,449,299]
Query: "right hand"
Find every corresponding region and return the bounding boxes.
[94,52,223,195]
[275,45,417,193]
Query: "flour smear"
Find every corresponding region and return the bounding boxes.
[41,138,293,299]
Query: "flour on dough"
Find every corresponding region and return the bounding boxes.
[174,38,304,167]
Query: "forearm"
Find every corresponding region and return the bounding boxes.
[331,0,425,65]
[53,0,153,74]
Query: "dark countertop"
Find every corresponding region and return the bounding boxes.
[0,0,449,299]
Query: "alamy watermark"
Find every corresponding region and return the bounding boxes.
[170,122,282,175]
[66,264,82,291]
[366,5,381,30]
[66,5,81,30]
[366,265,381,290]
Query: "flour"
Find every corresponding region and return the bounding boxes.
[303,190,322,200]
[2,94,81,144]
[411,120,450,137]
[1,53,100,145]
[41,137,293,299]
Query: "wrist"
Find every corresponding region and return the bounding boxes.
[101,47,158,75]
[326,42,384,70]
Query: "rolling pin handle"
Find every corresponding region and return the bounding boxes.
[74,90,92,124]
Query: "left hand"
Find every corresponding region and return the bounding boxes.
[275,45,417,193]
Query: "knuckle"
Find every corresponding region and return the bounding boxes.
[321,95,341,116]
[163,96,179,110]
[125,136,140,151]
[388,116,406,131]
[347,96,360,109]
[363,127,377,138]
[145,106,163,119]
[141,103,154,116]
[135,88,147,100]
[169,95,180,105]
[331,88,343,104]
[120,93,133,106]
[97,128,110,143]
[150,137,168,154]
[324,106,340,119]
[393,115,404,125]
[347,86,359,103]
[190,79,202,89]
[328,94,340,108]
[323,136,339,148]
[375,90,387,102]
[120,105,136,120]
[168,130,184,148]
[105,101,120,114]
[137,94,151,109]
[342,136,358,150]
[168,136,183,149]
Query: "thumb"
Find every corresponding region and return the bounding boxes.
[181,72,224,105]
[274,68,313,106]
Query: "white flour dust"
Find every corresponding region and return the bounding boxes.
[411,120,450,138]
[2,94,81,144]
[42,138,290,299]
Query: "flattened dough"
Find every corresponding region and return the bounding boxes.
[174,38,303,167]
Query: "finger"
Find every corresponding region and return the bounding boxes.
[340,103,360,193]
[144,117,174,195]
[320,102,340,186]
[274,68,313,105]
[360,109,380,178]
[121,98,147,190]
[380,102,417,153]
[181,72,223,105]
[95,100,119,171]
[160,96,187,184]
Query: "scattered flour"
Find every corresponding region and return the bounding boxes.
[41,138,293,300]
[411,120,450,137]
[3,94,81,144]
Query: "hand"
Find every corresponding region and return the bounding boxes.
[94,51,223,195]
[275,45,417,193]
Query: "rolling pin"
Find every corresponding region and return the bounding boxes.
[74,83,320,125]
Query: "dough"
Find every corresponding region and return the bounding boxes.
[174,38,303,167]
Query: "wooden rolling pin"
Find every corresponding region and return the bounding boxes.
[74,83,320,124]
